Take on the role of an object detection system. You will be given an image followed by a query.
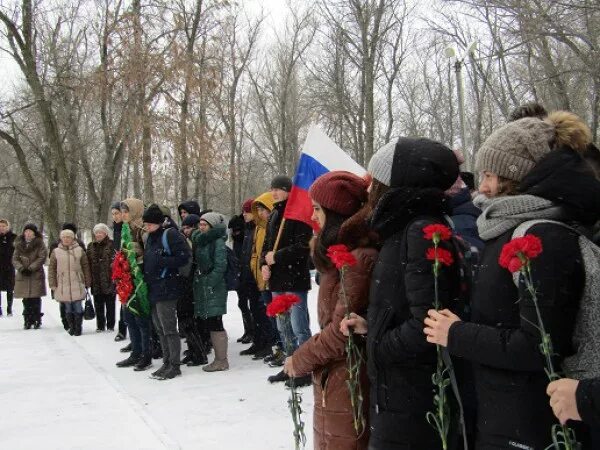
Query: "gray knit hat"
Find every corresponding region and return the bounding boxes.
[475,118,555,182]
[200,212,226,229]
[367,140,396,186]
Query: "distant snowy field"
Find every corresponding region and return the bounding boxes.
[0,283,320,449]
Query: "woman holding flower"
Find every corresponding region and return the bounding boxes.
[424,111,599,449]
[361,138,461,450]
[283,171,377,449]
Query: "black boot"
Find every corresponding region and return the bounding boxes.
[7,292,13,316]
[33,312,43,329]
[152,341,163,360]
[66,313,75,335]
[116,354,141,367]
[133,354,153,371]
[151,362,170,378]
[237,312,254,343]
[157,365,182,380]
[187,353,208,366]
[240,342,259,356]
[268,370,289,383]
[23,314,32,330]
[73,313,83,336]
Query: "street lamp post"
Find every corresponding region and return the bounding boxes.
[445,42,477,168]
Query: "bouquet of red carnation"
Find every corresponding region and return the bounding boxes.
[327,244,365,435]
[499,234,578,449]
[267,294,305,449]
[112,251,133,304]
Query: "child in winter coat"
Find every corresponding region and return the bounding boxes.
[13,223,47,329]
[284,171,377,450]
[424,111,599,449]
[192,212,229,372]
[49,229,92,336]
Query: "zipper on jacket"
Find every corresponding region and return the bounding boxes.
[320,369,329,408]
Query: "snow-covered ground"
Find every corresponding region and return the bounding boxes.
[0,288,320,449]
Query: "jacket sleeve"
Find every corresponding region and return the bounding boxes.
[81,252,92,287]
[576,377,600,427]
[158,229,191,269]
[12,246,24,271]
[375,220,454,366]
[293,259,372,375]
[274,220,312,266]
[29,244,47,271]
[448,225,583,371]
[206,240,227,288]
[48,251,57,290]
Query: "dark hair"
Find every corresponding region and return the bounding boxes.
[508,102,548,122]
[583,143,600,179]
[367,179,390,213]
[460,171,475,191]
[312,207,348,271]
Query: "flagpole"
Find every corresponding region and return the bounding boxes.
[265,218,286,291]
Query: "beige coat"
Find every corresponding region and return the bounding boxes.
[12,236,47,299]
[48,242,92,302]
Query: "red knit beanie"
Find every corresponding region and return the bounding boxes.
[309,171,369,216]
[242,198,254,213]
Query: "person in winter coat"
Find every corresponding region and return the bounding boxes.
[116,197,153,370]
[111,202,127,342]
[249,192,282,362]
[13,223,47,329]
[48,229,92,336]
[192,212,229,372]
[346,137,459,450]
[0,219,16,316]
[87,223,116,332]
[261,175,313,385]
[424,111,599,449]
[178,200,201,221]
[548,377,600,428]
[284,171,377,449]
[179,214,209,366]
[229,212,251,343]
[142,204,191,380]
[49,223,86,331]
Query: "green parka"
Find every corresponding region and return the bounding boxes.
[192,226,227,319]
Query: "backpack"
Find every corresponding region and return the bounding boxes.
[512,219,600,380]
[161,228,192,278]
[209,240,240,291]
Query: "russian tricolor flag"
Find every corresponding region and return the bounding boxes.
[284,126,366,228]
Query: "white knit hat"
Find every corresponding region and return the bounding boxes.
[200,212,226,229]
[93,223,111,237]
[59,229,75,239]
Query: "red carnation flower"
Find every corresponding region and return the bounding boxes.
[266,294,301,318]
[423,224,452,243]
[426,247,454,266]
[499,235,543,273]
[327,244,358,269]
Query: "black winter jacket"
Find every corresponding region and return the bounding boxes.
[0,231,16,291]
[240,222,257,287]
[112,221,122,251]
[577,378,600,428]
[261,200,312,292]
[367,217,458,449]
[143,227,191,303]
[448,188,484,251]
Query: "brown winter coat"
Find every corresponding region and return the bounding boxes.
[293,240,377,449]
[48,242,92,302]
[86,237,115,295]
[12,236,48,299]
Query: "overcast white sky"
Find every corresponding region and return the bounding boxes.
[0,0,290,97]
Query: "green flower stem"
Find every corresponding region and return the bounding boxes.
[340,268,365,435]
[521,262,578,450]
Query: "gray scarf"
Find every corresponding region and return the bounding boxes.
[476,194,564,241]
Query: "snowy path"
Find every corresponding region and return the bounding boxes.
[1,290,319,449]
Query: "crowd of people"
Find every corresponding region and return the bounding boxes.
[1,102,600,449]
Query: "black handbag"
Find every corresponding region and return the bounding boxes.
[83,292,96,320]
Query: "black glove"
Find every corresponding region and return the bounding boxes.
[21,268,32,276]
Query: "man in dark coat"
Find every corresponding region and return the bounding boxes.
[49,223,86,331]
[261,175,312,385]
[0,219,16,316]
[142,204,191,380]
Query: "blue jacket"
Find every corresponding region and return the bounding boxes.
[143,227,191,303]
[448,188,484,251]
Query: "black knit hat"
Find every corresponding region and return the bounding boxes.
[142,204,165,224]
[181,214,201,227]
[111,201,121,211]
[23,223,38,234]
[62,223,78,233]
[270,175,292,192]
